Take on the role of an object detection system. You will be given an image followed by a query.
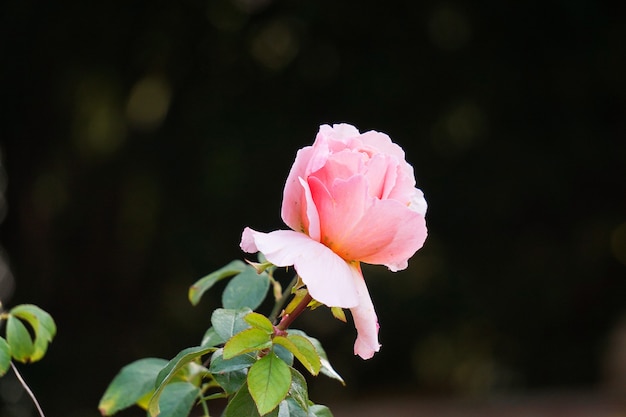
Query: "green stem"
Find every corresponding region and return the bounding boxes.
[268,275,299,323]
[199,396,210,417]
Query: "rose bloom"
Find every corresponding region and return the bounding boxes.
[241,123,427,359]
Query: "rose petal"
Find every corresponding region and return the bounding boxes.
[358,130,406,160]
[408,187,428,216]
[281,146,314,232]
[308,174,427,270]
[299,177,321,241]
[240,227,259,253]
[240,228,360,308]
[319,123,361,144]
[349,265,381,359]
[363,153,398,200]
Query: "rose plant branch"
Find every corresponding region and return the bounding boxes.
[11,362,47,417]
[276,292,313,332]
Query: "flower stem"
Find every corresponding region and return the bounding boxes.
[276,292,313,331]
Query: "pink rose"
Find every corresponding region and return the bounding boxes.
[241,123,427,359]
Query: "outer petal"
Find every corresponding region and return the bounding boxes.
[319,123,360,144]
[281,146,314,232]
[349,266,381,359]
[240,228,359,308]
[298,177,321,241]
[281,135,332,232]
[408,187,428,216]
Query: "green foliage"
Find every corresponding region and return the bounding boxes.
[6,316,33,363]
[148,345,214,416]
[100,260,340,416]
[8,304,56,363]
[288,367,309,411]
[0,304,57,365]
[0,337,10,376]
[98,358,169,415]
[309,404,334,417]
[245,312,275,333]
[210,349,256,374]
[248,351,292,415]
[211,308,253,341]
[222,267,270,310]
[188,260,247,306]
[279,398,309,417]
[273,335,321,376]
[209,349,254,394]
[223,328,272,359]
[0,304,56,417]
[223,381,267,417]
[157,382,201,417]
[288,330,345,386]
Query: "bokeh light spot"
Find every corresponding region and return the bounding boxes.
[72,75,127,158]
[207,0,248,32]
[431,100,487,155]
[428,5,471,51]
[126,74,171,132]
[250,19,299,71]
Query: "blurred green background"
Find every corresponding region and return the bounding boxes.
[1,0,626,416]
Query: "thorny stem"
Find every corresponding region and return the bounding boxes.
[276,293,313,331]
[10,362,46,417]
[268,275,299,323]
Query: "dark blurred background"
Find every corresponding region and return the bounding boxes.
[1,0,626,416]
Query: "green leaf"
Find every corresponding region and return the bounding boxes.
[289,367,309,411]
[201,327,225,347]
[6,315,34,363]
[273,344,294,366]
[9,304,57,338]
[223,383,282,417]
[278,397,309,417]
[309,404,334,417]
[211,308,252,341]
[288,330,344,385]
[223,328,272,360]
[157,381,200,417]
[245,312,274,334]
[223,382,262,417]
[148,345,216,417]
[98,358,169,416]
[288,367,309,411]
[189,260,247,306]
[0,337,10,376]
[273,335,321,376]
[330,307,347,323]
[213,368,247,395]
[209,349,256,374]
[222,267,270,310]
[8,304,56,363]
[247,351,291,415]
